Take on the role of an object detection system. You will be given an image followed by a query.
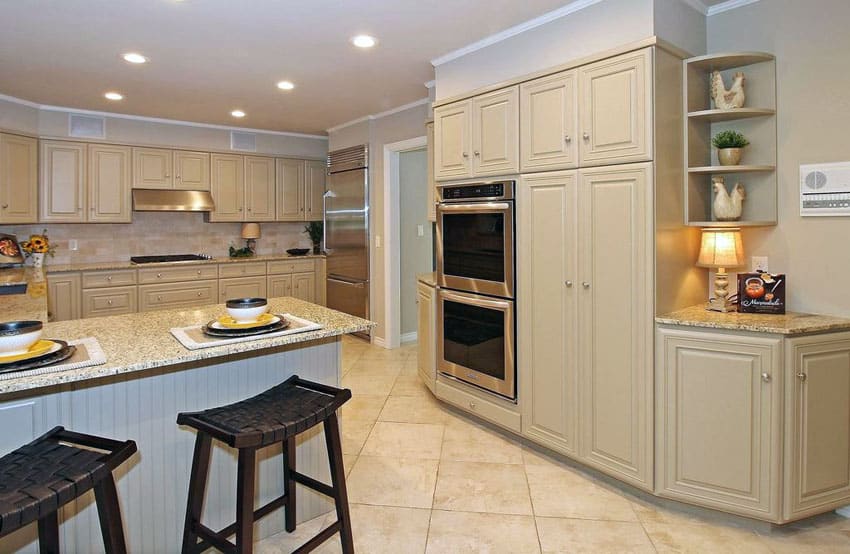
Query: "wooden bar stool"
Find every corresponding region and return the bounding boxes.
[0,426,137,554]
[177,375,354,554]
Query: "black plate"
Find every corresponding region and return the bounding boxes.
[204,314,285,335]
[202,317,290,338]
[286,248,310,256]
[0,340,76,374]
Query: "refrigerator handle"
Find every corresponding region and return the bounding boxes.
[322,191,336,254]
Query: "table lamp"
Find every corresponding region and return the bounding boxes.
[241,223,261,255]
[696,228,745,312]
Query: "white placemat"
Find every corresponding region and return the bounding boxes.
[170,313,323,350]
[0,337,107,381]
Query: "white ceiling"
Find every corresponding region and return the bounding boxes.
[0,0,573,135]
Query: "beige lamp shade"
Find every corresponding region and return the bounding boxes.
[241,223,261,240]
[696,228,745,269]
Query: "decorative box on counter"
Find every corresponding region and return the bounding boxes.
[737,272,785,314]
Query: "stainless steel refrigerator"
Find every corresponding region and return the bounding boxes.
[324,144,370,336]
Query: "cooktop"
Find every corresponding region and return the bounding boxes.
[130,254,213,264]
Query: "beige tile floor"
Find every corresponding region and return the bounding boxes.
[258,335,850,553]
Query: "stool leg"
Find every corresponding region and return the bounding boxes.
[324,413,353,554]
[283,437,296,532]
[94,474,128,554]
[236,447,257,554]
[181,433,212,554]
[37,512,59,554]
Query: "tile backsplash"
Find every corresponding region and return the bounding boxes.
[0,212,314,265]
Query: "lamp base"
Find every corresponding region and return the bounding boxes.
[706,297,737,313]
[705,267,736,313]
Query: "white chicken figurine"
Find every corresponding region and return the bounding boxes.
[710,71,746,110]
[713,176,746,221]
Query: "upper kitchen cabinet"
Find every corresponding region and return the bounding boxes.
[304,159,326,221]
[173,150,211,191]
[244,156,276,221]
[40,140,87,223]
[87,144,132,223]
[433,100,471,180]
[208,153,245,222]
[0,133,38,224]
[578,49,652,167]
[133,148,210,191]
[276,158,305,221]
[520,70,578,172]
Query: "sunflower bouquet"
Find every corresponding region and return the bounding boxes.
[20,229,56,258]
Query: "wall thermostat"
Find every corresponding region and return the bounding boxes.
[800,162,850,216]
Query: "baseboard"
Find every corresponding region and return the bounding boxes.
[836,505,850,518]
[371,336,387,348]
[400,332,418,344]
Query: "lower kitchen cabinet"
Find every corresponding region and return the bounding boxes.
[139,280,218,311]
[416,279,436,394]
[267,274,293,298]
[219,276,267,301]
[81,285,137,318]
[291,272,315,302]
[47,272,81,322]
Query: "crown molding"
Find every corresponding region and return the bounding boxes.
[0,92,328,140]
[707,0,759,16]
[430,0,603,67]
[326,97,429,134]
[424,80,436,89]
[678,0,708,15]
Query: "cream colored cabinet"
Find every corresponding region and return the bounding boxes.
[291,272,315,302]
[656,328,782,520]
[785,332,850,520]
[578,163,654,490]
[40,140,87,223]
[426,121,436,222]
[138,264,217,284]
[219,262,266,279]
[82,269,137,289]
[520,70,578,172]
[47,272,81,322]
[471,86,519,176]
[519,171,579,457]
[219,276,267,301]
[268,274,293,298]
[0,133,38,224]
[87,145,132,223]
[132,147,173,189]
[579,49,652,167]
[244,156,276,221]
[209,154,245,222]
[275,158,305,221]
[433,101,471,180]
[139,280,218,311]
[174,151,210,191]
[81,286,137,318]
[416,280,436,394]
[267,259,315,275]
[305,160,326,221]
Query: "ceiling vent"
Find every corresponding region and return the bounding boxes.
[69,114,105,139]
[230,131,256,152]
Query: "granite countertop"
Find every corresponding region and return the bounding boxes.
[656,304,850,335]
[0,268,48,322]
[46,253,326,273]
[0,297,373,395]
[417,271,437,287]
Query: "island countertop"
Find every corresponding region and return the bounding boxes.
[656,304,850,335]
[0,297,372,395]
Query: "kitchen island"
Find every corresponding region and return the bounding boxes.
[0,297,371,553]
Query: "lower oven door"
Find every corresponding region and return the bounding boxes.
[437,288,515,400]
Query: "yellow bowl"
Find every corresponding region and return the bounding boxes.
[0,339,55,363]
[216,313,276,329]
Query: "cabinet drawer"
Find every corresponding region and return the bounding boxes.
[267,259,314,275]
[81,286,137,318]
[138,264,218,284]
[219,276,267,301]
[219,262,266,278]
[81,269,137,289]
[138,280,218,312]
[435,377,521,433]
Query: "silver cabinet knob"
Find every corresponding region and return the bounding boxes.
[761,372,772,382]
[176,175,181,180]
[565,281,573,287]
[247,207,252,211]
[1,204,7,209]
[107,299,113,305]
[469,402,476,410]
[197,270,202,275]
[582,282,591,289]
[474,150,480,156]
[197,292,202,297]
[165,173,170,178]
[797,372,807,382]
[564,135,572,143]
[156,273,162,279]
[462,151,469,158]
[157,295,162,301]
[582,132,590,140]
[107,276,112,281]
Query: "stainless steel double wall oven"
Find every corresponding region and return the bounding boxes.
[436,180,516,400]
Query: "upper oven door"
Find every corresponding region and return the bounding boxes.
[436,200,514,298]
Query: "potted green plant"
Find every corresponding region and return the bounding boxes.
[304,221,323,254]
[712,130,750,166]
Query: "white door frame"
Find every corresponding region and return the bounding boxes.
[382,136,427,349]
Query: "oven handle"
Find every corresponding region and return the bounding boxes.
[440,289,513,310]
[437,202,511,212]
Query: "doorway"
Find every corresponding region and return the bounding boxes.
[398,148,431,343]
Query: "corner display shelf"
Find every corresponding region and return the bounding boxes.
[683,52,777,227]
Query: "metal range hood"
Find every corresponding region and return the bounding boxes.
[132,189,215,212]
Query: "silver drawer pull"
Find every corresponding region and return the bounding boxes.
[797,372,807,382]
[156,273,162,279]
[107,276,112,281]
[564,135,571,143]
[107,300,113,306]
[565,281,573,287]
[197,292,202,297]
[197,270,202,275]
[469,402,476,410]
[582,282,591,289]
[582,132,590,140]
[157,295,162,301]
[761,372,771,383]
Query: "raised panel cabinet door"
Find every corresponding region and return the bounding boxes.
[656,327,782,520]
[47,273,81,322]
[0,134,38,224]
[785,332,850,520]
[472,86,519,176]
[40,141,86,223]
[219,276,267,301]
[519,171,579,457]
[579,48,652,167]
[426,122,436,222]
[291,272,315,302]
[209,154,244,222]
[173,151,210,191]
[276,158,305,221]
[132,147,173,189]
[304,160,326,221]
[417,281,436,393]
[244,156,276,221]
[81,286,138,318]
[520,71,578,172]
[433,100,471,180]
[267,274,293,298]
[88,145,131,223]
[578,163,654,491]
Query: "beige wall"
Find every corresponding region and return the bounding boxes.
[708,0,850,316]
[653,0,706,56]
[399,148,431,336]
[0,98,39,134]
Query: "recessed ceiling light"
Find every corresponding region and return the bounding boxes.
[104,91,124,101]
[122,52,148,64]
[277,80,295,91]
[231,110,246,118]
[351,35,377,48]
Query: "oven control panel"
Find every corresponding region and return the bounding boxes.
[439,180,514,202]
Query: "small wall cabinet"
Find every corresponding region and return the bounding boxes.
[88,145,132,223]
[132,147,210,191]
[244,156,276,221]
[276,158,326,222]
[0,133,38,224]
[208,153,245,222]
[520,70,578,172]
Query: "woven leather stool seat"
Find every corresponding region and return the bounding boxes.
[177,375,352,449]
[0,426,136,553]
